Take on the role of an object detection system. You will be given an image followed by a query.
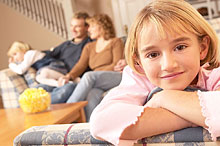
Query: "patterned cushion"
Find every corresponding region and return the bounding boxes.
[0,68,38,108]
[0,68,27,108]
[13,123,219,146]
[23,67,38,88]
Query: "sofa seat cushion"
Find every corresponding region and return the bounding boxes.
[14,123,219,146]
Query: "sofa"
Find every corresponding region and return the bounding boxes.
[13,122,220,146]
[0,67,38,109]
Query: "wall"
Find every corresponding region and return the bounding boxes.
[72,0,117,35]
[0,0,115,70]
[0,2,65,70]
[73,0,113,19]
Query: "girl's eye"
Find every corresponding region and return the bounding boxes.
[175,45,187,51]
[146,52,160,59]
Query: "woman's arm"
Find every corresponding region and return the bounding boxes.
[67,43,90,80]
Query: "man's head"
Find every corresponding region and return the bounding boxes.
[70,12,90,42]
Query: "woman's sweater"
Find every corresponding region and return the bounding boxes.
[68,37,124,80]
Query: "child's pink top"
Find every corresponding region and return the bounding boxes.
[90,65,220,146]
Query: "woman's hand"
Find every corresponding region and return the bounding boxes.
[114,59,127,72]
[58,75,70,86]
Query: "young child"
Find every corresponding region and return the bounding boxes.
[90,0,220,145]
[8,41,67,87]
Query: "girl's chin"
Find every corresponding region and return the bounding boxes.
[159,85,187,90]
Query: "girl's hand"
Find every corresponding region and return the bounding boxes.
[145,91,163,108]
[145,90,172,108]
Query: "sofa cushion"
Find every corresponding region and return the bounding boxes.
[14,123,219,146]
[0,68,28,108]
[0,68,38,108]
[23,67,38,88]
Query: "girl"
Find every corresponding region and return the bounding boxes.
[90,0,220,146]
[8,41,67,87]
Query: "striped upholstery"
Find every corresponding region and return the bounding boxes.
[0,68,38,108]
[13,123,219,146]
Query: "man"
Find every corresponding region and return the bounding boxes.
[37,12,92,103]
[50,12,91,73]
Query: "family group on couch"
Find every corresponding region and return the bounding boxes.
[3,0,220,145]
[5,12,127,121]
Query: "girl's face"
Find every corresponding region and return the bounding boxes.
[11,51,25,63]
[137,22,209,90]
[88,23,102,39]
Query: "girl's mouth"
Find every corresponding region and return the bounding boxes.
[161,72,183,80]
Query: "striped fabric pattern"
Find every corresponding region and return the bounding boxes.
[0,68,38,108]
[13,123,219,146]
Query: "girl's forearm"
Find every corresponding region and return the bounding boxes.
[159,90,207,127]
[120,107,192,140]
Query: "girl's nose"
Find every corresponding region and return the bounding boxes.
[160,53,178,71]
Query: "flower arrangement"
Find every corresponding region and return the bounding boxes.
[19,88,51,113]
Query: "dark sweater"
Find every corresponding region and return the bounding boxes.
[49,37,92,72]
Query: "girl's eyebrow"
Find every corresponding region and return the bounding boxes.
[171,37,191,44]
[140,37,191,53]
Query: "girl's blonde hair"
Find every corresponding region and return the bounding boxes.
[86,14,116,40]
[125,0,220,74]
[7,41,31,57]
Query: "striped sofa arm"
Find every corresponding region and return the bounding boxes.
[0,68,38,108]
[13,123,219,146]
[0,68,27,108]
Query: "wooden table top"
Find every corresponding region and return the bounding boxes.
[0,101,87,146]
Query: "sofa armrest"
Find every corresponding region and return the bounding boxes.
[14,123,219,146]
[0,68,38,108]
[0,68,28,108]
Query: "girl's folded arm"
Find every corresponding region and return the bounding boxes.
[120,107,192,140]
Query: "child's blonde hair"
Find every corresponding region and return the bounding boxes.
[125,0,220,74]
[7,41,31,57]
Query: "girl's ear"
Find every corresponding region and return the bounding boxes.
[200,35,210,60]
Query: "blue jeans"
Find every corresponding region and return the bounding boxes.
[66,71,122,121]
[35,82,77,104]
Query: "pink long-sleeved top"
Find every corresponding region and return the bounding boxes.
[90,65,220,146]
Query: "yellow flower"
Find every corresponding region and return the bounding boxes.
[19,88,51,113]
